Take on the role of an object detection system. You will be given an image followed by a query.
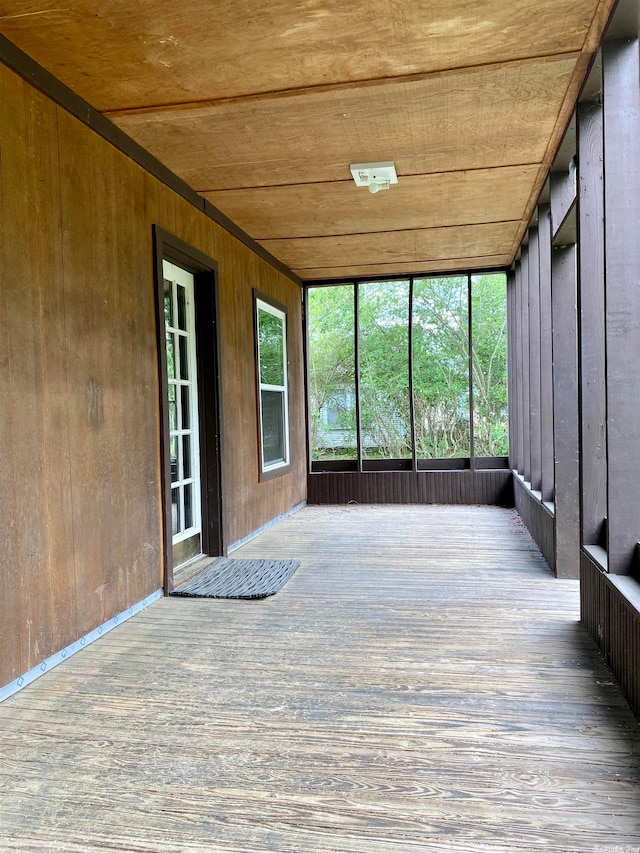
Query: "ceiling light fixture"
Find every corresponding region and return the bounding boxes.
[350,161,398,194]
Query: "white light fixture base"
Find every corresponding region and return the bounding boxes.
[350,161,398,193]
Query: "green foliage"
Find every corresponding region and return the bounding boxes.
[258,307,285,387]
[307,286,357,458]
[472,274,509,456]
[307,274,509,461]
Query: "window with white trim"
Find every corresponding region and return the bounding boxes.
[255,296,290,477]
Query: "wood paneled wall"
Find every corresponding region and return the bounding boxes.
[0,62,305,688]
[308,470,514,507]
[513,475,555,571]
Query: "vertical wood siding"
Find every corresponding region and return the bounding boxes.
[0,64,305,687]
[513,475,555,572]
[581,551,640,719]
[308,470,514,506]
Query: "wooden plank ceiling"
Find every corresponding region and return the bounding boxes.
[0,0,616,280]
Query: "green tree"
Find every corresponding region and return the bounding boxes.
[307,274,508,461]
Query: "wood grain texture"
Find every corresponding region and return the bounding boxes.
[0,69,75,673]
[203,166,541,241]
[514,261,524,474]
[602,39,640,575]
[581,549,640,719]
[307,470,513,506]
[113,56,580,191]
[0,504,639,853]
[260,223,520,274]
[296,256,510,282]
[527,228,542,493]
[550,170,577,237]
[577,101,607,547]
[538,206,555,504]
[0,62,306,686]
[551,245,580,580]
[0,0,617,279]
[520,249,531,483]
[0,0,605,111]
[514,474,556,572]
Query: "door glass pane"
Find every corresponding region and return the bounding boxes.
[171,487,180,535]
[170,435,180,482]
[359,280,411,459]
[179,335,189,380]
[177,284,187,331]
[261,389,285,465]
[184,483,193,529]
[182,435,191,479]
[307,285,357,461]
[412,276,469,458]
[166,333,175,380]
[164,280,174,327]
[181,385,190,430]
[169,399,177,433]
[472,273,509,456]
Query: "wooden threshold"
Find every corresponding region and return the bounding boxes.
[0,505,639,852]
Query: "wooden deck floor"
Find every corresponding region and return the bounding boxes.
[1,505,639,852]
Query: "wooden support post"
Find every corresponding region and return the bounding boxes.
[528,228,542,492]
[577,99,607,548]
[538,206,554,503]
[551,244,580,579]
[520,247,531,483]
[515,261,524,475]
[507,270,518,470]
[603,38,640,574]
[550,171,577,239]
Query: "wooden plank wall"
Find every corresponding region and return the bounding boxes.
[581,551,640,718]
[513,474,555,570]
[308,470,514,507]
[0,63,305,688]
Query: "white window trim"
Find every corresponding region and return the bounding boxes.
[256,297,290,477]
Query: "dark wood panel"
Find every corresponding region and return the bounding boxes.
[2,73,77,674]
[550,169,577,237]
[551,245,580,579]
[602,39,640,574]
[513,474,555,571]
[581,549,640,719]
[0,70,19,685]
[520,247,531,483]
[308,470,514,506]
[577,100,607,547]
[514,262,524,474]
[506,272,517,469]
[117,157,165,607]
[538,205,555,503]
[59,110,126,632]
[527,228,542,492]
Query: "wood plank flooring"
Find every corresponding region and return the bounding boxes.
[1,505,639,852]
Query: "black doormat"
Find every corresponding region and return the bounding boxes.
[171,557,300,600]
